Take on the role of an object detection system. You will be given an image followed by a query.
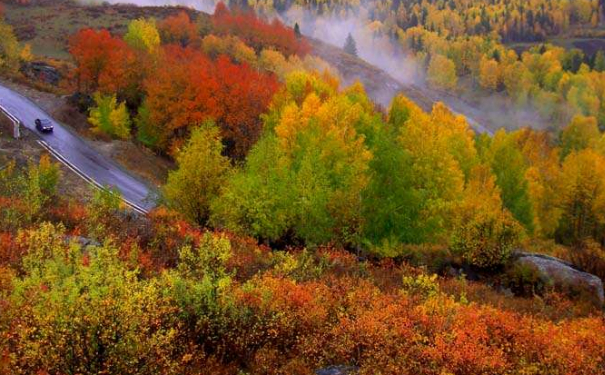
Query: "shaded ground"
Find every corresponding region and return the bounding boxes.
[0,111,92,202]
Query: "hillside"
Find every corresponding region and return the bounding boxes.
[0,1,605,374]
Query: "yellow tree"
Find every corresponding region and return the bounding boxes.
[88,93,131,139]
[393,96,466,240]
[124,18,160,54]
[451,164,523,268]
[427,54,458,91]
[560,115,600,158]
[513,128,562,238]
[430,103,478,179]
[163,122,231,225]
[478,56,501,91]
[557,149,605,245]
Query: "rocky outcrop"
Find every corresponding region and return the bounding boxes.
[512,252,604,307]
[316,366,358,375]
[20,61,62,86]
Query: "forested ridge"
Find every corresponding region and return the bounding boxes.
[0,1,605,374]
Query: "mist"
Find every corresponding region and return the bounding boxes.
[281,7,423,87]
[75,0,549,132]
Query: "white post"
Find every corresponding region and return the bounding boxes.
[13,120,19,139]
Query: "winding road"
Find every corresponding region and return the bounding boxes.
[0,84,154,214]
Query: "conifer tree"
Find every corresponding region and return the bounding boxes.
[344,32,358,57]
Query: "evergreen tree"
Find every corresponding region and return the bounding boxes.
[344,33,358,57]
[294,22,301,38]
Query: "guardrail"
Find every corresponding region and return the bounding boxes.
[37,140,148,215]
[0,102,147,214]
[0,104,20,139]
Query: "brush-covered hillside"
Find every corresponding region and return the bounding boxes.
[0,1,604,374]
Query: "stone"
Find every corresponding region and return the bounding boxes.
[513,251,604,307]
[315,366,359,375]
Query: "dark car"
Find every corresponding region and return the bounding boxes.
[35,118,53,133]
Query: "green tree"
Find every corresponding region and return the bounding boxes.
[213,73,372,246]
[163,122,231,225]
[88,93,132,139]
[482,130,534,232]
[593,51,605,72]
[0,20,20,72]
[361,112,421,246]
[560,115,600,158]
[135,101,161,148]
[211,134,292,241]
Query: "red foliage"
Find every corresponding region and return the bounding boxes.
[68,28,136,95]
[158,11,199,47]
[213,55,280,158]
[0,232,22,268]
[145,46,279,157]
[212,2,310,57]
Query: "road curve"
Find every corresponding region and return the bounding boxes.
[0,84,155,212]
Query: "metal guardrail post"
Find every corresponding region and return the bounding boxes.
[0,104,20,139]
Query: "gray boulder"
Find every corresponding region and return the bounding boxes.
[316,366,358,375]
[513,252,604,307]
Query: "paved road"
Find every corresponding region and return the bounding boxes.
[0,84,154,213]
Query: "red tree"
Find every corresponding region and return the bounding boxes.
[213,55,280,158]
[68,28,136,95]
[212,2,310,57]
[158,11,200,47]
[144,46,218,153]
[144,46,279,157]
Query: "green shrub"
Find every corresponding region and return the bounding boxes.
[451,210,523,269]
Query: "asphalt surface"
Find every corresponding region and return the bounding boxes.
[0,84,155,212]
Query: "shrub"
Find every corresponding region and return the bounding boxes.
[401,273,440,299]
[451,210,523,268]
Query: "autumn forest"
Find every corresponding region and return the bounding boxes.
[0,0,605,374]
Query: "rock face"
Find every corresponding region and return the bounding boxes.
[513,252,604,307]
[20,61,62,86]
[315,366,359,375]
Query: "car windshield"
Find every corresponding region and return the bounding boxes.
[39,119,52,126]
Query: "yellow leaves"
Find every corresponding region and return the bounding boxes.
[478,56,501,91]
[427,54,458,91]
[559,149,605,227]
[124,18,160,53]
[19,43,33,63]
[274,102,301,150]
[88,93,131,140]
